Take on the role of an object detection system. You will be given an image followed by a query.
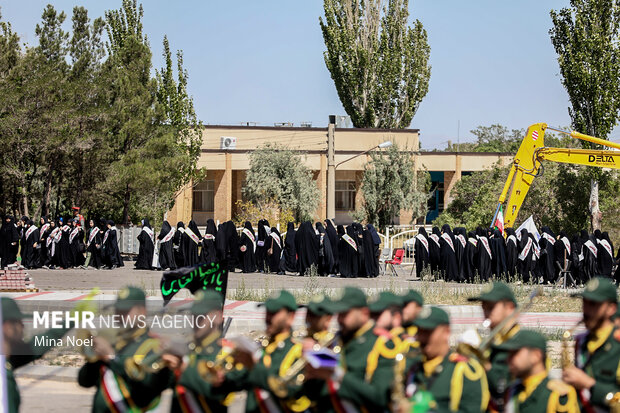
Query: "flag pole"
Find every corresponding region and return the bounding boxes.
[490,202,502,229]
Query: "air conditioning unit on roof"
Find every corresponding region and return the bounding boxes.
[220,136,237,150]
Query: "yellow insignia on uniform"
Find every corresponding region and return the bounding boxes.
[586,278,599,291]
[547,379,570,396]
[119,287,130,299]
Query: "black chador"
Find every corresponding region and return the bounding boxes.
[439,224,459,281]
[69,220,86,267]
[597,231,614,278]
[85,219,103,269]
[280,222,297,273]
[183,220,201,267]
[489,229,507,279]
[0,216,19,268]
[476,227,493,281]
[238,221,257,273]
[157,221,176,270]
[295,221,319,276]
[352,223,367,277]
[39,217,53,267]
[570,233,583,284]
[580,230,597,281]
[199,219,217,264]
[464,231,479,282]
[215,220,239,272]
[20,220,40,269]
[325,220,340,274]
[413,227,430,279]
[102,220,123,269]
[173,222,186,268]
[366,224,382,278]
[255,219,270,273]
[315,222,335,276]
[517,229,535,283]
[453,227,467,282]
[338,225,359,278]
[538,227,556,283]
[361,225,378,277]
[428,227,441,274]
[55,220,73,269]
[135,219,155,270]
[504,228,519,279]
[266,226,283,273]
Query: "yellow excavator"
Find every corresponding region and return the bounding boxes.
[492,122,620,229]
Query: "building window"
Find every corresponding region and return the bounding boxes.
[193,180,214,212]
[335,181,356,211]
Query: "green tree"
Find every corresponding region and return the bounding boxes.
[320,0,431,128]
[550,0,620,230]
[355,144,429,227]
[243,144,320,222]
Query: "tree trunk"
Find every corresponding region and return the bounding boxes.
[42,162,54,218]
[589,179,602,231]
[122,184,131,225]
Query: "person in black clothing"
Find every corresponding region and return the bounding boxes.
[238,221,256,273]
[69,218,85,267]
[315,222,335,276]
[428,226,441,274]
[295,221,319,276]
[200,219,217,264]
[489,229,507,280]
[266,226,283,273]
[413,227,430,279]
[339,224,359,278]
[20,220,40,269]
[504,227,519,279]
[157,221,176,271]
[102,220,123,269]
[477,226,493,281]
[183,220,201,267]
[55,219,73,269]
[85,219,103,269]
[135,219,155,270]
[366,224,382,277]
[255,219,269,273]
[439,224,458,281]
[280,222,297,274]
[0,216,19,268]
[463,231,479,282]
[597,231,614,278]
[580,230,598,281]
[325,219,340,274]
[173,222,186,268]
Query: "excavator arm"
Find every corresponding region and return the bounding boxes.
[493,123,620,229]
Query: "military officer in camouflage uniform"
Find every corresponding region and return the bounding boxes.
[468,282,520,412]
[2,297,71,413]
[564,277,620,411]
[303,286,397,412]
[167,290,241,412]
[402,306,489,413]
[498,329,579,413]
[78,286,171,412]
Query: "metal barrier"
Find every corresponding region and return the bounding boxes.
[386,225,433,265]
[117,226,141,255]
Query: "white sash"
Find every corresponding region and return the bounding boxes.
[184,227,200,244]
[518,237,533,261]
[560,237,571,255]
[203,233,215,241]
[415,234,429,253]
[178,227,186,234]
[47,228,60,247]
[25,226,37,241]
[479,237,492,259]
[598,239,613,259]
[264,225,271,236]
[456,234,466,248]
[542,232,556,245]
[103,229,110,246]
[161,227,176,243]
[468,237,478,247]
[583,240,598,258]
[441,233,455,252]
[533,243,540,260]
[39,223,50,239]
[342,234,358,251]
[61,225,71,232]
[87,227,100,247]
[142,226,154,244]
[429,234,440,247]
[507,235,517,246]
[242,228,256,252]
[69,227,80,244]
[270,232,281,250]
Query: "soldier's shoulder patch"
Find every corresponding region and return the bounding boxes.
[547,379,571,396]
[449,353,468,363]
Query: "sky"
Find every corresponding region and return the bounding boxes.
[1,0,601,149]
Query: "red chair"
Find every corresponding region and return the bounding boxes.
[385,248,404,277]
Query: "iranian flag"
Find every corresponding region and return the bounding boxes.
[494,206,504,234]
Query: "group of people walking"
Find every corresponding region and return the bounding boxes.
[0,214,123,270]
[413,224,619,284]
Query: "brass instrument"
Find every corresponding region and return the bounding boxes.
[561,319,583,369]
[198,340,236,384]
[606,392,620,413]
[391,352,409,413]
[125,336,189,381]
[268,331,340,398]
[457,287,543,364]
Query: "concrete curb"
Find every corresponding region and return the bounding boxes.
[15,365,79,383]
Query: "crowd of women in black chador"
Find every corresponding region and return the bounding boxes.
[0,215,124,270]
[413,223,620,284]
[136,217,382,277]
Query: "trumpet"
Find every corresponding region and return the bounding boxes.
[198,341,236,384]
[457,287,543,364]
[561,319,583,369]
[125,336,190,381]
[268,331,340,398]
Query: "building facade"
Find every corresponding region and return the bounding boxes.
[166,123,513,226]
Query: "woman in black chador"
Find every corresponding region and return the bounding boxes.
[157,221,176,271]
[339,225,359,278]
[183,220,202,267]
[200,219,217,264]
[102,220,123,269]
[85,219,103,269]
[280,222,297,274]
[295,221,319,276]
[135,219,155,270]
[266,226,283,274]
[238,221,257,273]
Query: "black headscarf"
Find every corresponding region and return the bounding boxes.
[188,219,201,238]
[141,218,151,229]
[367,224,381,245]
[205,219,217,236]
[177,221,185,230]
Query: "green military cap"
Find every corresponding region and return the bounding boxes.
[258,290,298,312]
[571,277,617,303]
[412,306,450,330]
[191,290,224,315]
[115,286,146,311]
[467,281,516,304]
[495,329,547,354]
[369,291,403,313]
[328,287,367,313]
[306,295,335,316]
[1,297,30,321]
[401,289,424,306]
